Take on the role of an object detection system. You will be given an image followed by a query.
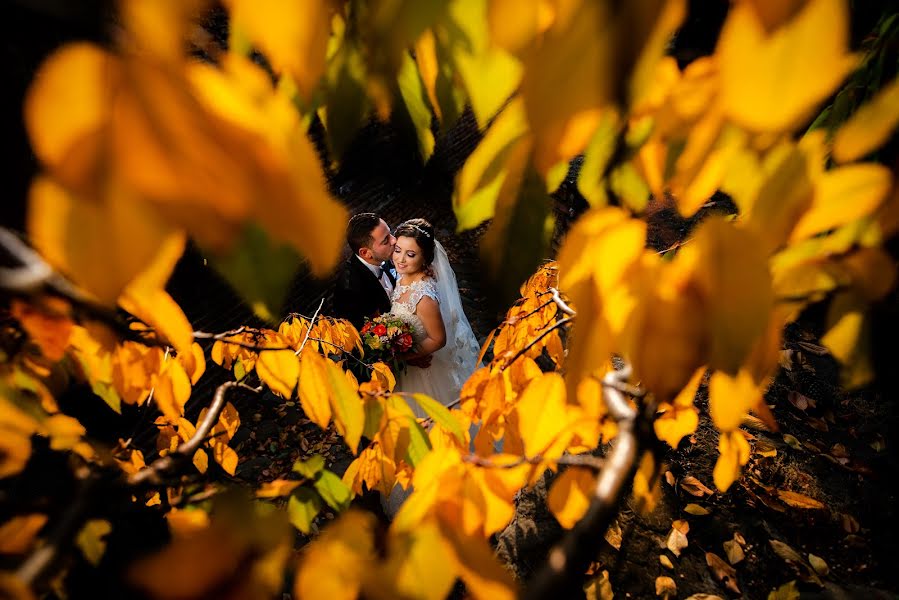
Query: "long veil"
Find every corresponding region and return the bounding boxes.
[429,240,481,400]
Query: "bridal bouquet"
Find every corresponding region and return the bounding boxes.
[359,313,414,373]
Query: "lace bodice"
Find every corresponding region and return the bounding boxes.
[390,277,439,342]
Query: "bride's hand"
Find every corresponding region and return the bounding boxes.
[403,354,432,368]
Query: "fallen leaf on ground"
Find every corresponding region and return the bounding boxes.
[666,519,690,557]
[665,471,676,486]
[767,580,799,599]
[680,476,714,497]
[787,391,815,411]
[808,554,829,576]
[604,519,623,550]
[655,576,677,598]
[768,539,822,586]
[659,555,674,569]
[706,552,740,595]
[583,569,614,600]
[755,440,777,457]
[783,434,803,450]
[723,538,745,564]
[840,513,860,533]
[684,503,710,515]
[776,490,826,510]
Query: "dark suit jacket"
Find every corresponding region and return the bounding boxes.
[333,256,396,331]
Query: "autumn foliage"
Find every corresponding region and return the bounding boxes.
[2,0,898,599]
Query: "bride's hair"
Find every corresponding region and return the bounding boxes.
[394,218,436,266]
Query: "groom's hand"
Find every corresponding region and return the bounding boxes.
[406,355,432,368]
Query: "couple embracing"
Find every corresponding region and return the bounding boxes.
[333,213,480,416]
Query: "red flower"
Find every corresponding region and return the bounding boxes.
[360,322,371,334]
[373,324,387,336]
[397,333,413,351]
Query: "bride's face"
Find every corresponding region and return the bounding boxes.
[393,236,425,276]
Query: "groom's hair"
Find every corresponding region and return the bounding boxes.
[347,212,381,254]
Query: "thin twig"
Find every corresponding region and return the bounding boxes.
[193,326,248,340]
[464,453,605,471]
[297,298,325,356]
[549,287,576,316]
[128,381,262,486]
[501,316,575,370]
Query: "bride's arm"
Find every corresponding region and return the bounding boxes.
[406,296,446,359]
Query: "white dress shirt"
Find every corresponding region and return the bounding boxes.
[356,255,394,296]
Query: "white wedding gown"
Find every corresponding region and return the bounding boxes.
[390,265,480,416]
[382,241,481,517]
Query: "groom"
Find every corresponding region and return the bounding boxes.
[333,212,397,330]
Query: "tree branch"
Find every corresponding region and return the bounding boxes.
[549,287,576,316]
[524,366,640,600]
[128,381,262,486]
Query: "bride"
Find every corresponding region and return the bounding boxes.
[389,218,480,417]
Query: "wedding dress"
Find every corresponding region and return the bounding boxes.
[390,240,481,417]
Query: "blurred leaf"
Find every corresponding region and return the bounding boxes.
[256,479,302,498]
[481,162,554,311]
[440,0,522,128]
[396,53,436,161]
[76,519,111,566]
[576,110,621,207]
[324,41,370,162]
[412,393,465,445]
[717,0,856,132]
[0,514,47,554]
[547,467,595,529]
[833,77,899,163]
[293,454,326,479]
[313,470,353,511]
[288,488,323,534]
[767,580,800,600]
[454,97,530,230]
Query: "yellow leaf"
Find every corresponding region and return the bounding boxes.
[9,297,73,362]
[0,514,48,554]
[24,43,116,190]
[192,449,208,474]
[27,176,177,305]
[713,430,750,491]
[821,294,873,389]
[119,288,193,360]
[257,349,299,398]
[152,360,192,422]
[438,520,517,600]
[833,77,899,163]
[654,367,703,448]
[370,362,397,393]
[298,351,333,429]
[521,0,611,174]
[325,358,363,454]
[688,218,773,374]
[43,414,86,451]
[708,370,761,433]
[224,0,331,101]
[717,0,856,132]
[547,467,595,529]
[488,0,540,55]
[514,373,571,457]
[76,519,112,566]
[441,0,523,128]
[777,490,826,510]
[790,164,893,242]
[397,52,437,161]
[453,97,530,230]
[377,524,457,600]
[295,511,376,600]
[576,109,621,207]
[256,479,302,498]
[165,509,210,537]
[211,442,239,476]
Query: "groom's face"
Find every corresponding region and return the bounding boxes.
[363,219,396,263]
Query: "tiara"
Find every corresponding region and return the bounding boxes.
[409,224,431,238]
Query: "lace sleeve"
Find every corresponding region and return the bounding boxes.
[410,278,439,308]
